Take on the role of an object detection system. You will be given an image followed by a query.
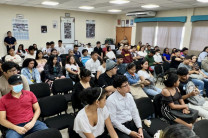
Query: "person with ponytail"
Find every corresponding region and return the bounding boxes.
[73,87,118,138]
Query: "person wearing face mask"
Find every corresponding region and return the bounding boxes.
[0,75,48,138]
[153,49,163,64]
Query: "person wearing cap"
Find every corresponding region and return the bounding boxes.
[116,54,126,75]
[98,59,117,95]
[0,62,29,97]
[94,41,103,59]
[0,75,48,138]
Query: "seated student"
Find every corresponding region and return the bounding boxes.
[35,50,47,73]
[121,44,133,64]
[16,44,26,58]
[97,57,107,80]
[73,68,94,111]
[74,45,81,60]
[94,41,103,59]
[190,55,208,77]
[137,45,147,60]
[153,49,163,64]
[33,44,38,55]
[21,58,41,85]
[102,42,109,56]
[162,48,171,62]
[42,42,51,58]
[50,41,55,49]
[0,75,48,138]
[85,51,100,77]
[131,45,141,61]
[145,49,156,70]
[116,54,126,75]
[81,49,90,66]
[55,40,66,56]
[146,45,151,54]
[0,62,29,97]
[170,49,183,69]
[98,59,117,96]
[177,67,208,119]
[24,46,36,60]
[51,48,62,67]
[106,46,116,60]
[106,75,151,138]
[181,47,189,57]
[44,55,65,84]
[68,49,83,67]
[178,56,208,96]
[171,48,177,59]
[85,43,93,56]
[73,87,118,138]
[137,60,162,96]
[5,48,22,66]
[65,55,80,82]
[116,45,123,55]
[161,73,194,129]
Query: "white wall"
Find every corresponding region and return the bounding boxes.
[0,4,117,57]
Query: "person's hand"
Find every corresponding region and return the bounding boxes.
[183,108,190,114]
[195,71,199,74]
[190,90,199,96]
[144,80,150,85]
[24,121,35,131]
[138,128,144,138]
[14,126,27,135]
[130,131,140,138]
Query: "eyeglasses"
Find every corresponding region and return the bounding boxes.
[121,83,129,88]
[8,69,17,73]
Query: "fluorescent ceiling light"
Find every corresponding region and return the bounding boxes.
[79,6,94,10]
[109,0,130,4]
[141,4,160,8]
[41,1,59,6]
[108,9,122,12]
[197,0,208,3]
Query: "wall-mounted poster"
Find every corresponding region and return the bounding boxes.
[121,20,125,27]
[12,18,29,40]
[41,26,47,33]
[64,23,71,39]
[126,19,129,26]
[86,20,95,38]
[130,19,134,26]
[117,19,121,25]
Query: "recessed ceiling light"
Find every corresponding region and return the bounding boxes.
[108,9,122,12]
[197,0,208,3]
[109,0,130,4]
[79,6,94,10]
[41,1,59,6]
[141,4,160,8]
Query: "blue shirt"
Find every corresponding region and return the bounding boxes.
[74,51,81,59]
[81,56,90,66]
[162,53,171,61]
[124,71,139,85]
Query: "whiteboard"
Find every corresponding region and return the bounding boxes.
[60,17,75,44]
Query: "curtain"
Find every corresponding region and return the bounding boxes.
[190,21,208,51]
[156,22,183,49]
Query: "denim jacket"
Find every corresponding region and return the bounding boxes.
[21,68,41,84]
[124,71,139,85]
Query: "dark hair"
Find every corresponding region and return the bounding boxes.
[18,44,25,53]
[154,46,159,49]
[80,68,91,79]
[126,63,136,71]
[28,46,35,51]
[33,44,38,51]
[66,55,77,65]
[74,45,79,48]
[163,48,169,54]
[91,51,97,56]
[155,49,160,52]
[7,31,11,35]
[131,45,137,49]
[50,41,54,45]
[100,57,108,64]
[46,42,50,46]
[107,46,111,52]
[163,72,178,87]
[58,40,62,43]
[182,47,189,52]
[162,124,198,138]
[2,62,19,72]
[171,48,177,54]
[96,41,101,45]
[22,58,38,68]
[35,50,43,60]
[113,75,128,88]
[82,49,88,54]
[116,54,124,59]
[8,48,14,54]
[51,48,57,53]
[80,87,106,105]
[139,45,145,51]
[150,49,155,54]
[46,55,59,73]
[177,67,189,76]
[138,59,149,71]
[184,55,191,60]
[174,49,180,53]
[190,55,197,60]
[147,45,151,48]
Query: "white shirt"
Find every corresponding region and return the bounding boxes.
[85,59,100,74]
[73,106,109,138]
[5,55,22,66]
[24,54,36,60]
[86,47,93,56]
[97,65,106,74]
[153,53,163,63]
[65,64,79,75]
[137,51,147,58]
[198,51,208,62]
[106,91,142,135]
[56,46,66,56]
[106,51,116,59]
[42,47,51,57]
[137,70,151,79]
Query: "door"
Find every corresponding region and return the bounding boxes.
[116,27,132,45]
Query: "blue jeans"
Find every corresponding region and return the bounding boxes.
[202,69,208,76]
[150,66,155,70]
[6,120,48,138]
[192,79,204,95]
[143,86,161,96]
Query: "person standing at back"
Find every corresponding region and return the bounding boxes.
[4,31,17,52]
[94,41,103,60]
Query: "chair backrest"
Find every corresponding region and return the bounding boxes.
[153,94,163,117]
[39,95,68,117]
[52,78,73,95]
[29,83,51,99]
[154,64,163,75]
[163,61,170,73]
[193,119,208,138]
[24,128,62,138]
[135,97,155,120]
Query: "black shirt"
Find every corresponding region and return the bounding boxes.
[178,78,192,104]
[94,47,103,56]
[170,56,181,69]
[4,37,16,46]
[98,72,116,88]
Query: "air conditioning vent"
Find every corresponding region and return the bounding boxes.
[126,11,156,17]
